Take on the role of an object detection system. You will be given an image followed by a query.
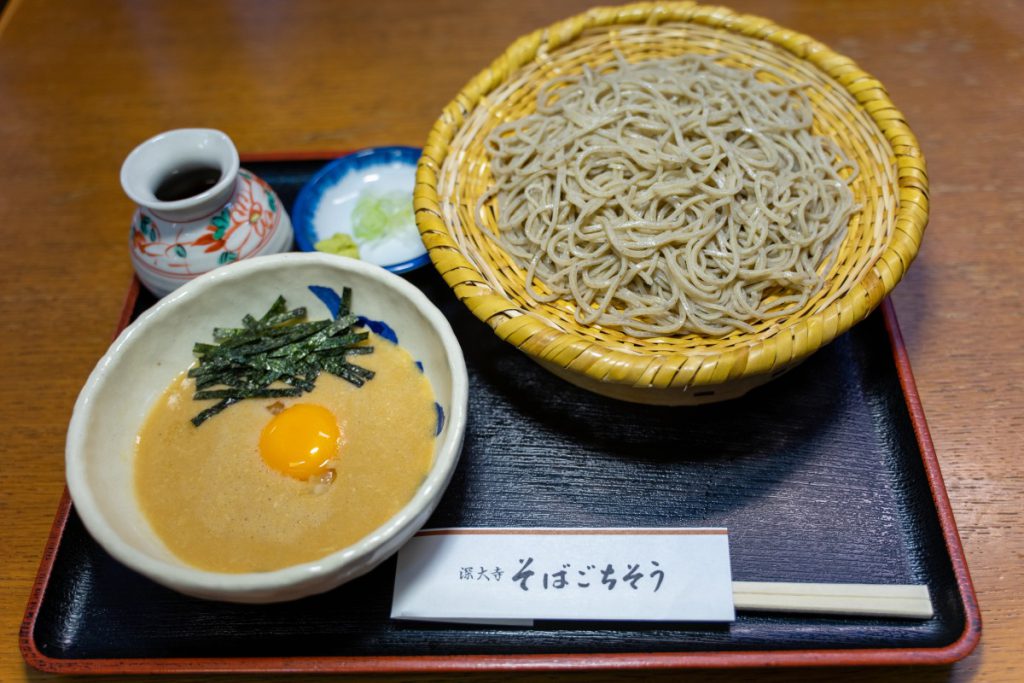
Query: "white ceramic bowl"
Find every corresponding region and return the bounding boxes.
[65,252,468,603]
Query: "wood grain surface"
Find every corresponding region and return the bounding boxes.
[0,0,1020,681]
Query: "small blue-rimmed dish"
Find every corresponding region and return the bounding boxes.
[293,147,428,275]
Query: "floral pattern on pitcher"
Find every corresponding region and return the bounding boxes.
[130,171,286,277]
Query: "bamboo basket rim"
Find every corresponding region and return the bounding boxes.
[415,1,927,392]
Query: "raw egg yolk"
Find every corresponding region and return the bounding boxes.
[259,404,340,480]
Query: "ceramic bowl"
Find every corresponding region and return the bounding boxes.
[65,252,468,603]
[293,147,428,274]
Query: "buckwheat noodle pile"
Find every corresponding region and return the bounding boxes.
[480,53,858,337]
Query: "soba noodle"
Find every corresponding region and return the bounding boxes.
[480,53,857,337]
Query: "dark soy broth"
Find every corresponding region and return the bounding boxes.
[154,165,222,201]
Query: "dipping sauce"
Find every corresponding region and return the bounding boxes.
[153,164,222,201]
[134,332,436,573]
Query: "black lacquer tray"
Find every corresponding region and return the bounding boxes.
[21,154,980,674]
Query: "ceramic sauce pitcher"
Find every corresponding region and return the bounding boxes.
[121,128,292,297]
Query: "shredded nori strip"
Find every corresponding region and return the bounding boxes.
[188,289,374,426]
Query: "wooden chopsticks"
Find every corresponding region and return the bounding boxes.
[732,582,933,619]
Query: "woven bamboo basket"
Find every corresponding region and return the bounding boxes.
[416,1,927,405]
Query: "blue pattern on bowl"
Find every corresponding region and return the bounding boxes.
[358,316,399,345]
[308,285,343,319]
[434,402,445,436]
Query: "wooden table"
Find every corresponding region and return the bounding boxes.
[1,0,1019,680]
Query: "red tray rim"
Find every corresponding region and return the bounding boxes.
[20,152,982,675]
